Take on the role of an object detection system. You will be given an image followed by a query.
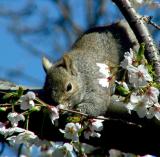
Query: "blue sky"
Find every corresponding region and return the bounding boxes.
[0,0,54,87]
[0,0,159,88]
[0,0,159,156]
[0,0,89,87]
[0,18,45,87]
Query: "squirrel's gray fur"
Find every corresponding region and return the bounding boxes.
[42,21,139,116]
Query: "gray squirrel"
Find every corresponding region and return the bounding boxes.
[42,21,139,116]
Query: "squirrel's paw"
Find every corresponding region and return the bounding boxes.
[76,102,103,116]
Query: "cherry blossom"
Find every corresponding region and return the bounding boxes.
[57,104,66,110]
[96,63,110,76]
[147,103,160,120]
[60,123,81,142]
[7,130,38,146]
[136,0,143,3]
[0,126,25,138]
[143,86,159,106]
[127,64,152,88]
[48,106,59,125]
[125,92,147,118]
[140,155,157,157]
[53,143,75,157]
[120,48,135,69]
[84,117,104,139]
[84,129,101,139]
[96,63,111,88]
[20,91,36,110]
[91,117,104,131]
[125,90,160,120]
[7,112,25,127]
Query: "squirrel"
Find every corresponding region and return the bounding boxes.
[42,21,139,116]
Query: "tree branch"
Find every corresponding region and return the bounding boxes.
[112,0,160,83]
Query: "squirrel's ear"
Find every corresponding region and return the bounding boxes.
[59,54,78,76]
[42,57,53,73]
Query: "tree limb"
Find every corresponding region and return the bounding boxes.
[112,0,160,83]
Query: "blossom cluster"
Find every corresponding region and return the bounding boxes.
[0,90,105,156]
[0,45,159,156]
[0,121,75,157]
[97,47,160,120]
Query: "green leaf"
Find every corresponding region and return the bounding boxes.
[17,87,24,97]
[2,92,15,100]
[0,107,7,112]
[146,64,155,77]
[2,87,24,103]
[116,85,130,96]
[137,43,145,62]
[67,116,81,123]
[31,106,41,112]
[152,82,160,89]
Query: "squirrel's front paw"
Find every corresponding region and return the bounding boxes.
[76,103,100,116]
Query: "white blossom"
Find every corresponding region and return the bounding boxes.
[125,92,147,118]
[147,103,160,120]
[7,112,25,127]
[84,117,104,139]
[96,63,110,77]
[7,130,38,146]
[98,78,110,88]
[48,106,59,125]
[125,90,160,120]
[80,143,97,154]
[53,143,76,157]
[91,117,104,132]
[96,63,111,88]
[127,64,152,88]
[120,49,134,69]
[0,127,25,138]
[20,91,36,110]
[125,102,136,114]
[136,0,143,4]
[20,155,28,157]
[57,104,66,110]
[141,155,157,157]
[136,105,148,118]
[84,130,101,139]
[60,123,81,142]
[130,92,142,104]
[143,86,159,106]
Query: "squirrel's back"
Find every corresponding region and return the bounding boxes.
[42,21,139,116]
[68,21,138,80]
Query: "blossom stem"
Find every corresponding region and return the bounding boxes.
[26,114,29,130]
[35,97,142,128]
[35,97,48,107]
[61,109,141,128]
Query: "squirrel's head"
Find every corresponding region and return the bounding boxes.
[42,55,84,108]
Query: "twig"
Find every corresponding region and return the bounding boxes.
[60,108,142,128]
[35,97,142,128]
[141,16,160,30]
[56,1,82,35]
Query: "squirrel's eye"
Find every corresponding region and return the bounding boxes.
[66,83,72,92]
